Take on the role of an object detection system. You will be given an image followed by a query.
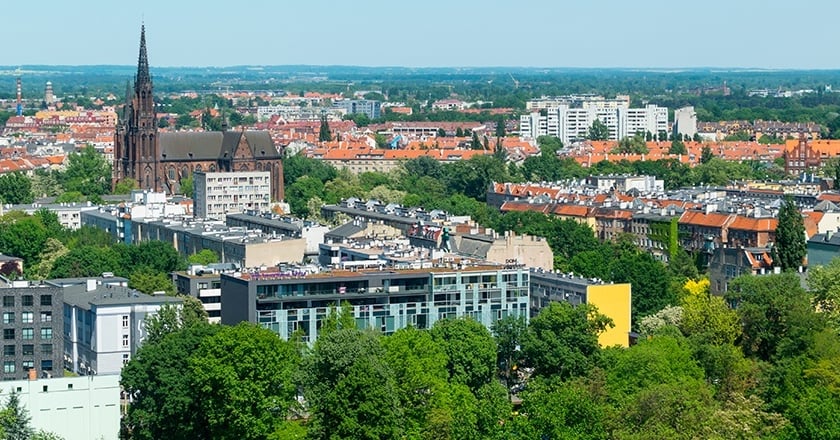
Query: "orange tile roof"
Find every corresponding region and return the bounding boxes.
[728,216,777,232]
[679,211,734,227]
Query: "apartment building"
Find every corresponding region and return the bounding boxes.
[333,99,381,119]
[193,171,272,220]
[221,264,531,344]
[0,281,64,380]
[173,264,237,324]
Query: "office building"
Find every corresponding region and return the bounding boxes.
[193,171,272,220]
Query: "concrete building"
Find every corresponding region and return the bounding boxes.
[173,264,238,323]
[520,96,668,145]
[529,270,632,347]
[334,99,381,120]
[221,264,530,344]
[807,231,840,268]
[673,106,698,139]
[193,171,272,220]
[0,374,120,440]
[62,282,181,376]
[3,202,98,230]
[225,212,330,256]
[0,280,64,381]
[587,175,664,193]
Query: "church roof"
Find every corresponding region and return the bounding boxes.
[159,130,281,161]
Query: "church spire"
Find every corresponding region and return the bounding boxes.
[136,25,151,87]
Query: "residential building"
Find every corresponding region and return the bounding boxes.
[173,264,236,323]
[225,212,329,256]
[587,175,664,193]
[333,99,381,119]
[0,374,120,440]
[113,26,285,201]
[193,171,272,220]
[0,281,64,381]
[221,265,531,344]
[708,247,776,295]
[807,231,840,267]
[673,106,698,139]
[529,270,632,347]
[4,202,98,230]
[63,282,181,376]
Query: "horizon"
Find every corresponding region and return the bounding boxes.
[3,0,838,69]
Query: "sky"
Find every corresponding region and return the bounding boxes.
[3,0,839,69]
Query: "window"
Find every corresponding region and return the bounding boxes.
[21,296,33,307]
[40,295,51,306]
[2,296,12,307]
[2,312,13,324]
[122,315,129,328]
[40,328,52,340]
[40,344,52,355]
[122,354,130,365]
[21,329,33,340]
[22,345,33,356]
[40,360,52,372]
[3,329,14,340]
[122,335,129,348]
[21,361,33,371]
[3,345,14,356]
[40,312,51,323]
[3,361,14,374]
[21,312,33,324]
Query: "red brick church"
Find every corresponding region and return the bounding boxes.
[113,26,285,201]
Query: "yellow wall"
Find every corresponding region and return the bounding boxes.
[586,283,632,348]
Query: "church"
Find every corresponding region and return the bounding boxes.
[113,26,285,201]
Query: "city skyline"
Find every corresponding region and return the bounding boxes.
[3,0,840,69]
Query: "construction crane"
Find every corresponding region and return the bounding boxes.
[389,134,403,149]
[509,72,519,89]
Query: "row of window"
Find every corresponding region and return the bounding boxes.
[3,328,53,340]
[3,344,52,356]
[2,312,52,324]
[2,295,52,307]
[3,360,52,374]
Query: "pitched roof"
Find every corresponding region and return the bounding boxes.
[159,130,280,161]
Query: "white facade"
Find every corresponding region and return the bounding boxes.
[3,203,98,230]
[194,171,272,220]
[0,375,120,440]
[520,97,668,145]
[673,106,698,138]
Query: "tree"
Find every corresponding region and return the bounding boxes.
[318,114,332,142]
[129,266,176,295]
[495,117,506,137]
[775,195,806,271]
[187,249,219,266]
[0,216,48,265]
[0,261,21,279]
[319,301,357,337]
[522,302,612,379]
[189,323,301,440]
[668,138,687,155]
[302,329,404,440]
[455,127,464,137]
[180,174,194,198]
[1,391,33,440]
[48,245,118,278]
[808,257,840,331]
[61,145,111,196]
[437,127,447,137]
[587,119,610,141]
[121,323,222,440]
[113,178,138,195]
[492,314,527,393]
[431,317,497,393]
[0,172,34,204]
[700,145,714,164]
[613,135,649,154]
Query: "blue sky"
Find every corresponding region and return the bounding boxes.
[3,0,838,68]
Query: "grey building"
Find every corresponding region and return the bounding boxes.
[807,231,840,268]
[173,264,238,323]
[708,247,776,295]
[334,99,381,119]
[0,281,64,380]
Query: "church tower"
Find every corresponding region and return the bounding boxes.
[113,25,159,191]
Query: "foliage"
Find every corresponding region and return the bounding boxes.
[61,145,111,196]
[522,302,612,379]
[187,249,219,266]
[0,172,33,204]
[129,266,176,295]
[587,119,610,141]
[113,178,138,195]
[612,134,649,154]
[638,305,683,336]
[700,145,714,164]
[318,114,332,142]
[430,317,498,393]
[807,256,840,331]
[319,301,357,337]
[179,174,194,198]
[679,279,740,346]
[492,314,527,391]
[775,195,806,271]
[0,214,48,265]
[668,138,687,155]
[1,391,33,440]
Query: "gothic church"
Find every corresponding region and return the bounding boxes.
[113,26,285,201]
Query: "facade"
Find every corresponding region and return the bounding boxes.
[0,375,120,440]
[334,99,381,119]
[708,247,776,295]
[63,283,181,376]
[807,231,840,267]
[0,282,64,381]
[221,265,531,344]
[673,106,698,138]
[113,26,284,201]
[173,264,233,323]
[193,171,271,220]
[529,270,632,347]
[4,202,97,231]
[519,98,668,145]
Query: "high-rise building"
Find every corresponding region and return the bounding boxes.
[334,99,381,119]
[113,25,285,202]
[673,106,698,139]
[193,171,272,220]
[0,282,64,380]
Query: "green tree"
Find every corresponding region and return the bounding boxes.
[129,266,176,295]
[587,119,610,141]
[187,249,219,266]
[180,174,194,198]
[492,314,527,393]
[613,134,649,154]
[0,215,48,265]
[61,145,111,196]
[668,138,687,155]
[512,377,607,440]
[319,301,357,337]
[121,323,222,440]
[113,178,138,195]
[495,117,506,137]
[701,145,714,164]
[437,127,447,137]
[808,257,840,331]
[0,172,34,204]
[775,195,806,271]
[522,302,612,379]
[302,329,404,440]
[49,245,118,278]
[189,323,301,440]
[431,317,498,393]
[1,391,33,440]
[318,114,332,142]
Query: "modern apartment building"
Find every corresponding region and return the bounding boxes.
[193,171,272,220]
[221,265,531,344]
[520,96,668,145]
[333,99,381,119]
[173,264,235,324]
[0,281,64,381]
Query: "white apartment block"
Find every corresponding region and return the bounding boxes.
[673,106,698,138]
[520,96,668,145]
[194,171,272,220]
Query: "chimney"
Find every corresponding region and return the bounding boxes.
[827,231,833,241]
[28,368,36,381]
